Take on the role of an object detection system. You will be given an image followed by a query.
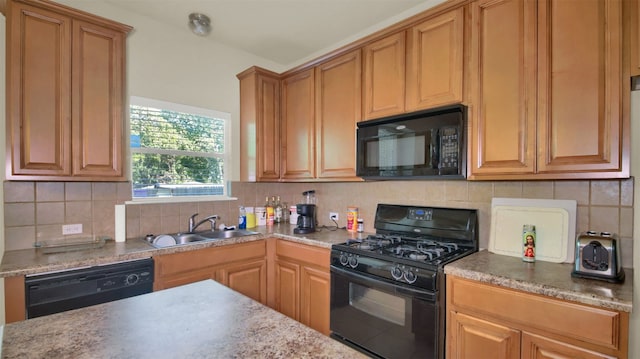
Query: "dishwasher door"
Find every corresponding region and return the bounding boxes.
[25,257,154,319]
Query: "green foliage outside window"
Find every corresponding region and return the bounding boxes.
[130,104,226,197]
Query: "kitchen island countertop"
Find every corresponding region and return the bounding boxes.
[444,250,633,312]
[1,279,368,359]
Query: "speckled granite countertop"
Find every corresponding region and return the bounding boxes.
[1,279,368,359]
[3,228,631,314]
[444,250,633,312]
[0,224,363,277]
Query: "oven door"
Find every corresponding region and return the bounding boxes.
[330,265,441,359]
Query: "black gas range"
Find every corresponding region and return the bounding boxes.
[330,204,478,359]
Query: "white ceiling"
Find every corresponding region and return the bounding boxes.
[103,0,444,66]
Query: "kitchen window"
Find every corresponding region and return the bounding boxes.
[129,96,230,200]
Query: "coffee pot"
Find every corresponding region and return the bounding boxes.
[294,190,316,234]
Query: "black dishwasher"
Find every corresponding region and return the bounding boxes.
[25,258,154,319]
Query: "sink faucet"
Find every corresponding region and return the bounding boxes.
[188,213,219,233]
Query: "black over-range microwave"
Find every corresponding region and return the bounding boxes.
[356,104,466,180]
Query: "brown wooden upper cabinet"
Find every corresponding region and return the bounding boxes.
[468,0,629,180]
[281,69,316,180]
[5,0,131,181]
[630,0,640,77]
[363,7,465,120]
[314,50,362,180]
[238,67,281,182]
[281,50,362,181]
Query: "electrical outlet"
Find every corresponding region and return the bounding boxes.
[62,224,83,235]
[329,212,339,221]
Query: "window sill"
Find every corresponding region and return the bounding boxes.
[125,196,238,205]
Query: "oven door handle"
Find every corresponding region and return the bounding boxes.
[330,265,436,302]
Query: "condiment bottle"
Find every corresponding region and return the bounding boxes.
[347,206,358,233]
[265,197,274,226]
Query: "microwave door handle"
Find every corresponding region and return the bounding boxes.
[330,265,436,301]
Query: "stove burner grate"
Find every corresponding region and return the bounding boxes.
[342,233,474,266]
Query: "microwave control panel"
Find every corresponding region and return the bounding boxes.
[439,126,459,169]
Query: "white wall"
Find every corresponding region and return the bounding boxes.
[53,0,288,182]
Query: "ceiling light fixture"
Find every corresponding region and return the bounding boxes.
[188,13,211,36]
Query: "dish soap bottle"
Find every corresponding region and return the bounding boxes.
[238,206,247,229]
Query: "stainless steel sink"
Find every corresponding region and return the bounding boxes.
[148,230,260,248]
[196,230,260,240]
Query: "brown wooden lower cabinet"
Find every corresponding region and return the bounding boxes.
[153,238,331,335]
[4,275,26,323]
[446,276,629,359]
[5,239,330,334]
[267,238,331,335]
[153,240,267,304]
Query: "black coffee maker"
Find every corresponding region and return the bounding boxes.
[294,190,316,234]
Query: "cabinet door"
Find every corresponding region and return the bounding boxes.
[300,265,330,335]
[219,258,267,304]
[315,50,361,179]
[4,276,26,323]
[468,0,537,178]
[406,7,464,111]
[274,259,301,321]
[363,31,406,120]
[521,332,616,359]
[72,19,125,178]
[448,311,521,359]
[238,68,281,181]
[631,0,640,77]
[536,0,624,175]
[154,241,267,292]
[281,69,315,180]
[7,2,72,177]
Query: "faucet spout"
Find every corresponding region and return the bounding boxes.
[188,213,219,233]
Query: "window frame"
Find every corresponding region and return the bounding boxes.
[127,96,234,203]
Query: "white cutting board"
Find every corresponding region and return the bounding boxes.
[489,198,577,263]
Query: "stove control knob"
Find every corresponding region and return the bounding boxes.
[391,266,403,280]
[404,270,417,284]
[125,273,140,286]
[348,255,358,268]
[339,253,349,266]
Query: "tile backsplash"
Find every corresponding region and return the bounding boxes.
[3,178,635,267]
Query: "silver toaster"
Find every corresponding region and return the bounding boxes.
[571,231,625,283]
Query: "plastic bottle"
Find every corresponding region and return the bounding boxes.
[289,205,298,226]
[245,207,256,228]
[357,218,364,233]
[238,206,247,229]
[256,207,267,226]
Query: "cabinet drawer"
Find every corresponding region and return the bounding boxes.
[155,240,266,276]
[275,240,330,268]
[448,277,621,349]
